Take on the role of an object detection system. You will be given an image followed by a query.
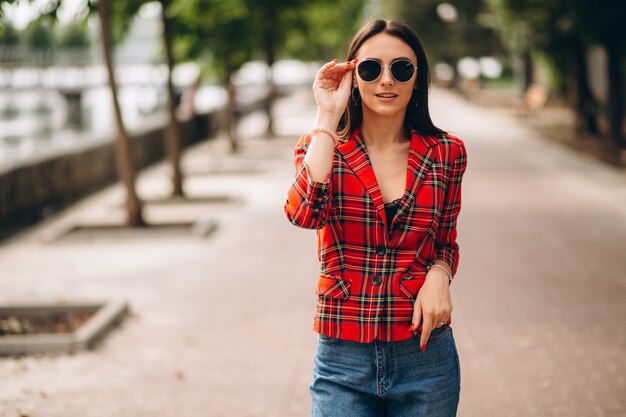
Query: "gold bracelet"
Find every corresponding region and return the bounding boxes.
[310,127,340,145]
[429,264,452,284]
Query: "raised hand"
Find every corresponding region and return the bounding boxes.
[312,58,358,128]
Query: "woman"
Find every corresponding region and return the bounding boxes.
[284,19,468,417]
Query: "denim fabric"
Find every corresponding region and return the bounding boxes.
[310,324,460,417]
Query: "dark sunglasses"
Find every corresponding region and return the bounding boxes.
[356,58,417,83]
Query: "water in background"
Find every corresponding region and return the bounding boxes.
[0,63,227,169]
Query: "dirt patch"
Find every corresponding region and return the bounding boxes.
[0,309,96,335]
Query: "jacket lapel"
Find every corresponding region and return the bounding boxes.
[337,129,387,225]
[337,129,439,229]
[394,130,439,226]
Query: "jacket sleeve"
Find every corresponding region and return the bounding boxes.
[284,133,333,229]
[435,140,468,278]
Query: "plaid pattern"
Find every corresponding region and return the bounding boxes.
[285,128,468,343]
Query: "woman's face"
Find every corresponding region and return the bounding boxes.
[354,33,418,119]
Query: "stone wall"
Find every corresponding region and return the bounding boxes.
[0,111,219,240]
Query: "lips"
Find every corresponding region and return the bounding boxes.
[375,93,398,98]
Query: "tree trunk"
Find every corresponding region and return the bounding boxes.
[522,50,534,92]
[160,0,184,197]
[226,80,239,153]
[224,58,239,153]
[605,33,625,148]
[263,27,276,137]
[97,0,144,226]
[568,36,599,135]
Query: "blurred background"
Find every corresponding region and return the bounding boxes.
[0,0,624,416]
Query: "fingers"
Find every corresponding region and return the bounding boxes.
[338,66,353,92]
[317,59,357,82]
[411,302,449,352]
[410,301,422,335]
[317,58,339,75]
[419,317,435,350]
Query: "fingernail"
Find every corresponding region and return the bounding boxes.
[333,58,338,61]
[421,344,426,352]
[352,58,358,63]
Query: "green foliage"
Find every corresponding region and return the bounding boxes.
[484,0,626,93]
[170,0,367,82]
[0,0,147,48]
[383,0,504,66]
[58,21,90,49]
[24,19,55,50]
[0,21,19,45]
[106,0,149,45]
[282,0,367,61]
[171,0,255,82]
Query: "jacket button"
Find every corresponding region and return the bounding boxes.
[376,246,386,256]
[372,275,382,286]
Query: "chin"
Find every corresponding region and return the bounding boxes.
[363,101,409,118]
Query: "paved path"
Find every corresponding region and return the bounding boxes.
[0,87,625,417]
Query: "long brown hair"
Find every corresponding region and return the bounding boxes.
[337,19,446,139]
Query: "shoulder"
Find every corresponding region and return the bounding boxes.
[434,132,465,151]
[430,132,466,163]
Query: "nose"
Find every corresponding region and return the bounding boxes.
[380,64,394,86]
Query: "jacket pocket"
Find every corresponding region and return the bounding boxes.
[399,275,425,299]
[316,273,351,300]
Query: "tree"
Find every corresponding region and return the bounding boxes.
[96,0,145,226]
[4,0,196,220]
[174,0,255,152]
[158,0,184,196]
[24,19,55,52]
[282,0,367,61]
[64,0,147,225]
[224,0,368,138]
[58,21,90,49]
[113,0,187,197]
[0,21,19,46]
[244,0,305,137]
[486,0,625,148]
[385,0,505,87]
[576,0,625,148]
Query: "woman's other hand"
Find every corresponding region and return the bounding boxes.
[312,58,357,128]
[410,267,453,351]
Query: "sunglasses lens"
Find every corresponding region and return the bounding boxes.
[358,60,382,82]
[391,60,415,82]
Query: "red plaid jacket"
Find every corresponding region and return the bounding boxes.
[284,128,467,343]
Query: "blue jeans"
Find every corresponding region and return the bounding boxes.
[310,324,460,417]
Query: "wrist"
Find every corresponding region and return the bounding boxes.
[427,264,452,285]
[316,112,341,131]
[310,127,339,145]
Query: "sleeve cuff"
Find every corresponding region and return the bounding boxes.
[435,246,458,278]
[303,161,331,207]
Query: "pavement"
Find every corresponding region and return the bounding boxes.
[0,86,625,417]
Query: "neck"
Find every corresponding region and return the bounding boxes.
[360,107,409,150]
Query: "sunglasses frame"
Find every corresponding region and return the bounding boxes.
[356,58,418,83]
